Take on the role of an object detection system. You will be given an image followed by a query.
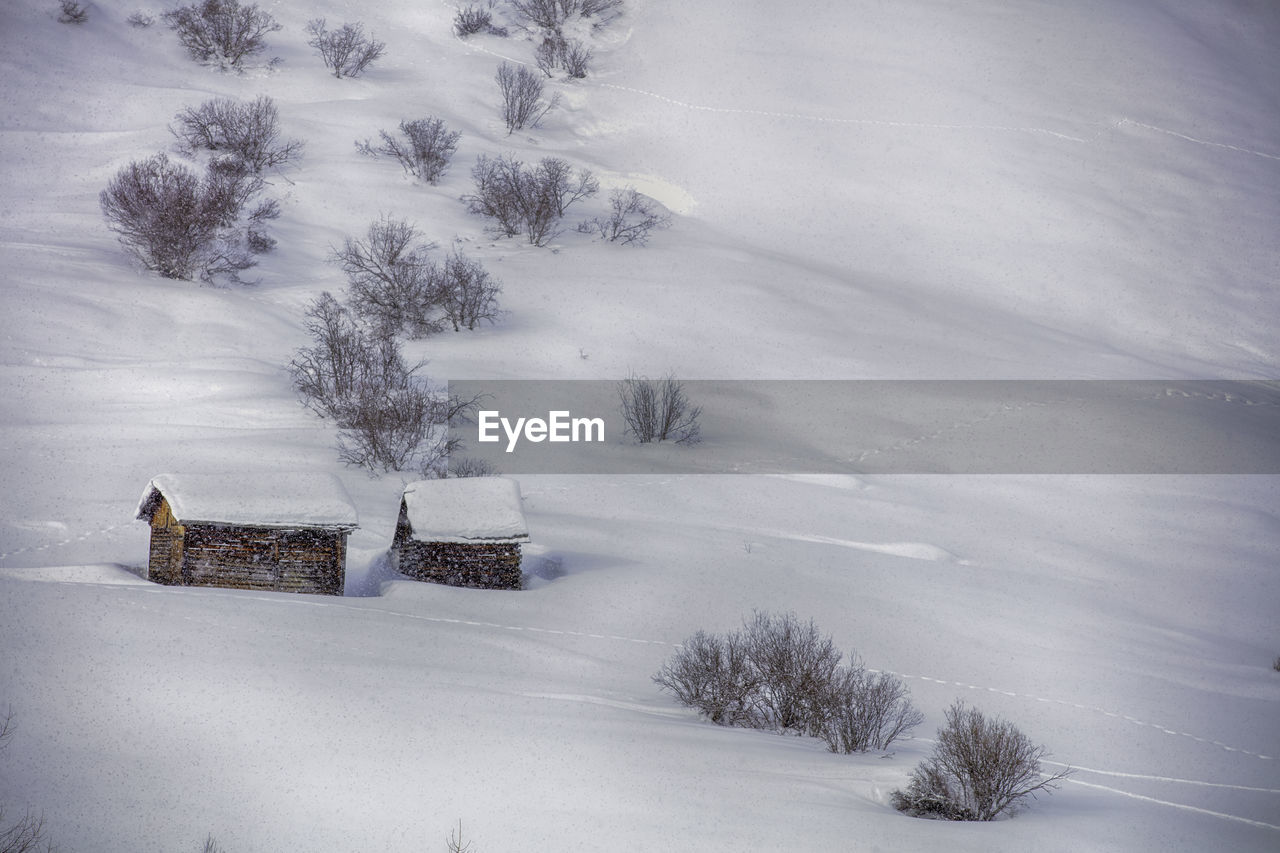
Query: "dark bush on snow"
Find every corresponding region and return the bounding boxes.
[464,153,597,245]
[891,701,1071,821]
[172,95,304,173]
[357,117,460,184]
[305,18,385,78]
[162,0,280,69]
[655,611,923,754]
[99,152,276,282]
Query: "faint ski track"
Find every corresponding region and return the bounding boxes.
[1063,777,1280,832]
[0,523,125,562]
[878,669,1274,761]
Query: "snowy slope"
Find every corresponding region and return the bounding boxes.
[0,0,1278,850]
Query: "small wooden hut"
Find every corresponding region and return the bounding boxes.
[136,473,359,595]
[391,477,529,590]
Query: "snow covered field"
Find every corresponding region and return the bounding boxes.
[1,0,1277,850]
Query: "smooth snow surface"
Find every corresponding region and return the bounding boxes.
[138,472,359,529]
[0,0,1277,851]
[401,476,529,542]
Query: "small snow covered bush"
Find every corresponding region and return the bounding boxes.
[464,154,597,245]
[57,0,88,24]
[126,10,155,28]
[99,152,274,282]
[655,612,923,752]
[618,374,701,444]
[891,701,1072,821]
[495,62,559,133]
[357,117,460,184]
[172,95,303,173]
[162,0,280,70]
[579,187,671,246]
[305,18,385,78]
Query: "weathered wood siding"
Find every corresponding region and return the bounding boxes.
[147,497,184,586]
[395,540,522,590]
[179,525,346,595]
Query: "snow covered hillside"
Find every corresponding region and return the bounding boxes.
[0,0,1277,850]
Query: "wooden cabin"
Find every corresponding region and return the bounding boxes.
[136,473,359,595]
[391,477,530,590]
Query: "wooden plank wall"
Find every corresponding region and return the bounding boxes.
[181,526,346,595]
[396,541,522,590]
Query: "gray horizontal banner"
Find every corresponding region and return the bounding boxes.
[445,380,1280,474]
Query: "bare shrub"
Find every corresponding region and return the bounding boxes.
[438,251,502,331]
[618,374,701,444]
[449,457,498,478]
[445,820,474,853]
[0,708,57,853]
[814,667,925,754]
[654,630,759,727]
[464,154,596,245]
[561,39,591,77]
[357,117,460,184]
[99,152,268,281]
[580,187,671,245]
[332,218,440,338]
[162,0,280,69]
[172,95,303,173]
[892,701,1072,821]
[455,4,505,37]
[57,0,88,24]
[201,836,226,853]
[1273,655,1280,672]
[495,62,559,133]
[535,34,590,78]
[534,35,562,78]
[655,613,923,752]
[741,610,843,733]
[511,0,622,32]
[126,10,155,27]
[290,293,478,475]
[305,18,385,78]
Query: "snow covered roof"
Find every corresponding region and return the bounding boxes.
[137,473,359,531]
[400,477,529,544]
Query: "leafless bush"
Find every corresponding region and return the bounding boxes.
[445,820,475,853]
[438,252,502,331]
[305,18,385,78]
[654,630,759,727]
[332,218,440,338]
[655,613,922,752]
[510,0,622,32]
[162,0,280,69]
[0,708,57,853]
[455,4,505,37]
[495,62,559,133]
[100,152,269,281]
[814,667,924,754]
[201,836,226,853]
[1273,655,1280,672]
[126,10,154,27]
[172,95,303,173]
[579,187,671,245]
[741,611,843,733]
[892,701,1072,821]
[57,0,88,24]
[535,34,590,78]
[357,117,460,184]
[464,154,596,245]
[449,457,498,478]
[618,374,701,444]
